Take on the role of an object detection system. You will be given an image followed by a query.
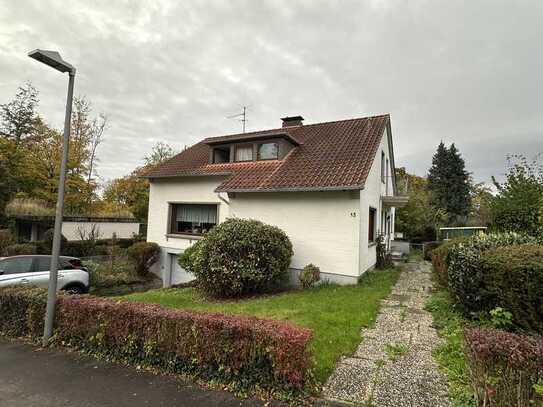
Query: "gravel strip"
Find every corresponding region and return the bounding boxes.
[323,261,450,406]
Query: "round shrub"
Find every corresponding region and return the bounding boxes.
[446,232,538,315]
[480,244,543,334]
[127,242,161,277]
[299,264,321,288]
[179,218,293,298]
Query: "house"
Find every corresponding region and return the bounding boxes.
[12,215,140,242]
[144,114,407,286]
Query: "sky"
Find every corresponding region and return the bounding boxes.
[1,0,541,185]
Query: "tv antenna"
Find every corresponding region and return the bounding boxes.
[227,106,248,133]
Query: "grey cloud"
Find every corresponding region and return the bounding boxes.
[0,0,542,184]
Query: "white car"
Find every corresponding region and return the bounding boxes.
[0,255,90,294]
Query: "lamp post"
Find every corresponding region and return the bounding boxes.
[28,49,76,345]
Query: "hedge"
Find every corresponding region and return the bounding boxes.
[0,287,313,393]
[445,233,538,314]
[0,286,46,337]
[480,245,543,334]
[430,238,468,288]
[0,237,137,258]
[464,327,543,406]
[3,243,38,256]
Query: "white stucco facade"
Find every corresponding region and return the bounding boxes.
[147,126,398,286]
[229,191,360,281]
[61,221,140,241]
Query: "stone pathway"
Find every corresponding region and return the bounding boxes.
[323,261,450,406]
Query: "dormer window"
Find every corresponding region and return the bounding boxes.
[213,146,230,163]
[235,145,253,162]
[257,142,279,160]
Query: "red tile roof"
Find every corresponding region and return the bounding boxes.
[145,114,391,192]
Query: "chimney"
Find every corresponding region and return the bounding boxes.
[281,115,304,128]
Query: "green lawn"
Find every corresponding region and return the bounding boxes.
[425,289,475,406]
[121,268,400,383]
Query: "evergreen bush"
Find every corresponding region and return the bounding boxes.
[179,218,293,298]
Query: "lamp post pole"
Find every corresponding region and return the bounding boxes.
[28,49,76,345]
[42,70,75,345]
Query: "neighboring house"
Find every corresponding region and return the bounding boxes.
[145,114,407,286]
[12,215,140,242]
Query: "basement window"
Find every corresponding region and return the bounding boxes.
[170,204,218,235]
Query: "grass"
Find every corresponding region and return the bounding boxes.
[384,342,409,361]
[121,267,401,384]
[425,288,475,406]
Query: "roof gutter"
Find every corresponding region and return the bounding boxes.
[214,184,365,193]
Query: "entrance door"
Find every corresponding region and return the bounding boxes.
[168,253,195,285]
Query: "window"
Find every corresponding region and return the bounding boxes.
[213,147,230,163]
[257,142,279,160]
[368,207,377,243]
[235,145,253,162]
[170,204,218,235]
[385,157,389,192]
[381,151,386,183]
[36,257,51,272]
[0,257,34,275]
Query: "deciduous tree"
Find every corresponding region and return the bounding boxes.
[491,154,543,236]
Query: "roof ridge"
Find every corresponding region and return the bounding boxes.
[203,114,390,141]
[297,113,389,129]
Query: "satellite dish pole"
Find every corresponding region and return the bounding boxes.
[227,106,248,133]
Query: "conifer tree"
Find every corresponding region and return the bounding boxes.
[428,142,471,224]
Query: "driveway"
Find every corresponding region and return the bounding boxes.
[0,338,268,407]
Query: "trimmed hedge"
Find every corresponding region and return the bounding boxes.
[0,237,137,258]
[445,233,538,314]
[464,327,543,406]
[430,238,467,288]
[0,287,313,392]
[180,218,293,298]
[0,286,47,337]
[480,245,543,334]
[3,243,38,256]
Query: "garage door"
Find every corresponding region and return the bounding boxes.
[168,253,195,285]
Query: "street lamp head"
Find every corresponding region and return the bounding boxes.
[28,49,75,74]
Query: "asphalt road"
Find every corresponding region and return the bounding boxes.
[0,338,268,407]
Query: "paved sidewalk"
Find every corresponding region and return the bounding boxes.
[0,338,268,407]
[323,261,450,406]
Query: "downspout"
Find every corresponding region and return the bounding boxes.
[216,192,230,206]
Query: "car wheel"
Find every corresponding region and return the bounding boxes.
[63,285,85,295]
